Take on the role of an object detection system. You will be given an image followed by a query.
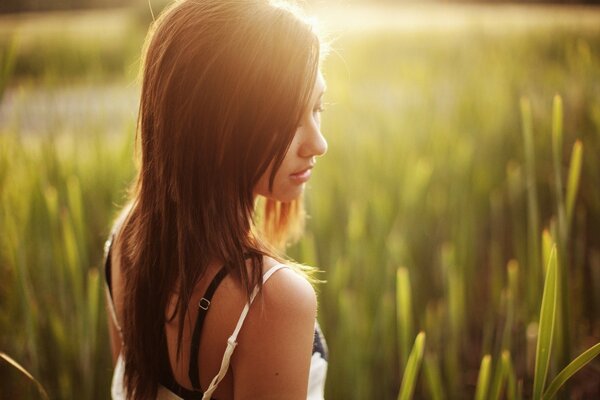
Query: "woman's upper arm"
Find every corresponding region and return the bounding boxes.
[231,268,317,400]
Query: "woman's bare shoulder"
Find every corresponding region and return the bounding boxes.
[231,256,317,398]
[258,256,317,315]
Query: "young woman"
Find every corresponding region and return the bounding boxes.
[102,0,329,399]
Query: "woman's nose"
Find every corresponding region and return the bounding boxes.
[299,124,328,158]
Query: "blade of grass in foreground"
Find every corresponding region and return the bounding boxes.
[533,245,558,399]
[543,342,600,400]
[551,95,566,241]
[0,352,49,400]
[475,354,492,400]
[398,332,426,400]
[565,140,583,225]
[489,351,507,400]
[489,351,516,400]
[541,230,553,277]
[396,267,413,368]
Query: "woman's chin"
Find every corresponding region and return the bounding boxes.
[263,185,305,203]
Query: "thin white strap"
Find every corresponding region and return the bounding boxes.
[105,285,123,337]
[230,264,289,341]
[201,264,290,399]
[104,236,124,342]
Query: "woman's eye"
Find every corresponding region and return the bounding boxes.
[298,104,326,128]
[313,104,325,113]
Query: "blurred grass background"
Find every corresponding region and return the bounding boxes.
[1,1,600,399]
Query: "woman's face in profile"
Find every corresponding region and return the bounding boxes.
[254,70,328,203]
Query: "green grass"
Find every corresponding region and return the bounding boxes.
[2,4,600,399]
[398,332,426,400]
[475,354,492,400]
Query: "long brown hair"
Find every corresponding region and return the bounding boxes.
[114,0,322,398]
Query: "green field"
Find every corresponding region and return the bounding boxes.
[1,4,600,399]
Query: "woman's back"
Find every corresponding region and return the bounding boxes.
[105,216,329,399]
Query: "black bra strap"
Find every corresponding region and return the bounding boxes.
[104,233,115,298]
[188,266,229,390]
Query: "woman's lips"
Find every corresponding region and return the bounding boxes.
[290,166,313,183]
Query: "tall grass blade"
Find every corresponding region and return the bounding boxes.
[0,352,49,400]
[490,351,508,400]
[507,260,519,304]
[542,342,600,400]
[475,354,492,400]
[551,95,563,169]
[551,95,566,239]
[541,230,553,277]
[533,245,558,399]
[550,94,572,372]
[565,140,582,225]
[396,267,413,368]
[398,332,426,400]
[489,351,515,400]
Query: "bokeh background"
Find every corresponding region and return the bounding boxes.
[1,0,600,399]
